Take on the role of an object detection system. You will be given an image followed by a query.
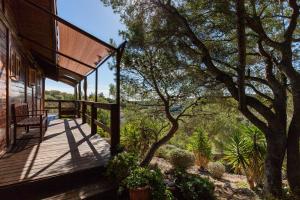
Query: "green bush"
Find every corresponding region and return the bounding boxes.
[169,149,195,170]
[187,128,212,168]
[174,170,215,200]
[207,162,225,179]
[125,167,173,200]
[156,144,178,160]
[106,152,138,181]
[125,167,151,189]
[121,120,157,157]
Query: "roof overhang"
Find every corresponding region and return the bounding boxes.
[14,0,119,87]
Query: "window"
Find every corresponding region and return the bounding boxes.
[10,51,21,80]
[28,68,36,86]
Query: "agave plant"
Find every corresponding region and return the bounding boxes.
[223,124,266,189]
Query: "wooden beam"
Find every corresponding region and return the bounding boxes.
[85,53,114,77]
[20,35,96,70]
[32,51,84,80]
[23,0,117,51]
[59,67,84,80]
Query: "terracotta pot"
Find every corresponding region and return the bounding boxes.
[129,186,151,200]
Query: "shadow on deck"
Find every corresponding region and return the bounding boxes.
[0,118,114,199]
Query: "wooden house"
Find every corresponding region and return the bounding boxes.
[0,0,124,199]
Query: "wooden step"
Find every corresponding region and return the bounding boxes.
[0,165,117,200]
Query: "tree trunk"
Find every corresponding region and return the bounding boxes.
[264,131,287,198]
[287,109,300,198]
[140,122,178,166]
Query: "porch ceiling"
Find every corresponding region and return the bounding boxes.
[57,22,113,77]
[14,0,117,87]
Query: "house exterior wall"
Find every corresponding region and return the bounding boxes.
[0,17,7,155]
[0,1,45,154]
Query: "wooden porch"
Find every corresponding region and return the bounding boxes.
[0,118,115,199]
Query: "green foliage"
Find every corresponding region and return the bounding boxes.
[174,170,215,200]
[121,116,167,157]
[207,162,225,179]
[223,124,266,188]
[125,167,151,189]
[125,167,173,200]
[169,149,195,171]
[45,90,74,100]
[187,128,212,168]
[223,131,249,174]
[156,144,178,160]
[106,152,138,181]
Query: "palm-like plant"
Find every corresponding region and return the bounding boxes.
[243,125,266,187]
[223,125,266,189]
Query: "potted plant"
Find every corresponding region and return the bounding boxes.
[125,167,152,200]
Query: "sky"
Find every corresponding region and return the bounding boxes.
[45,0,125,96]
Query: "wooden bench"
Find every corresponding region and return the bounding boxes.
[12,103,48,144]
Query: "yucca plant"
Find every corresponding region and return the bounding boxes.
[223,124,266,189]
[243,125,266,187]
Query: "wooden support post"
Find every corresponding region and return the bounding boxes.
[74,85,77,100]
[42,77,45,109]
[110,104,120,156]
[95,68,98,102]
[91,103,97,135]
[82,101,86,123]
[78,81,82,100]
[84,77,87,101]
[77,101,81,118]
[74,85,79,118]
[58,100,62,119]
[82,77,87,124]
[110,43,125,156]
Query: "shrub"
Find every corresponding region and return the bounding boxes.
[106,152,138,181]
[187,129,212,168]
[125,167,151,189]
[174,170,215,200]
[125,167,173,200]
[121,120,157,157]
[156,144,178,160]
[169,149,195,170]
[207,162,225,179]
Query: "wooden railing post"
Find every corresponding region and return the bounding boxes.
[91,103,97,135]
[110,104,120,156]
[82,101,86,123]
[58,100,62,118]
[77,101,81,118]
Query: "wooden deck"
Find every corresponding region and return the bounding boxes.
[0,118,111,188]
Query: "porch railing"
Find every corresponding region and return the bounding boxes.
[45,99,120,155]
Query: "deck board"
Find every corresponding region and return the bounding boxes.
[0,118,111,187]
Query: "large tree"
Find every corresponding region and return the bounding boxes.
[120,34,210,166]
[103,0,300,198]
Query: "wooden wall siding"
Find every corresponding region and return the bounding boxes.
[0,5,46,150]
[0,20,6,154]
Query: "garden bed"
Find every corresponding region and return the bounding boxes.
[150,157,259,200]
